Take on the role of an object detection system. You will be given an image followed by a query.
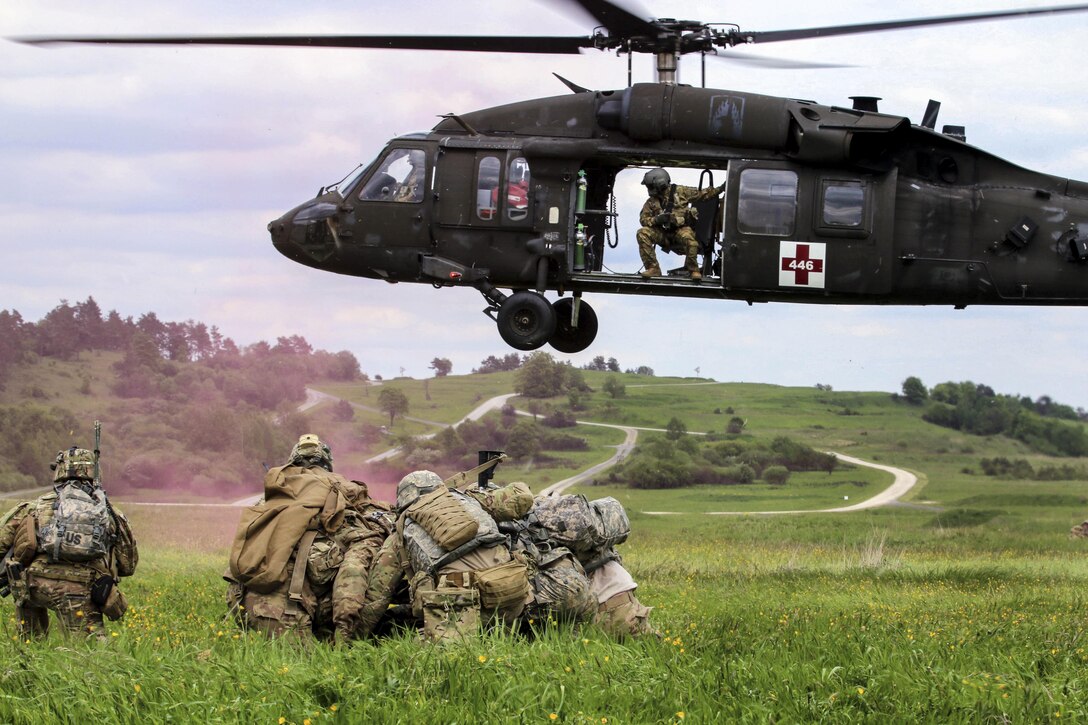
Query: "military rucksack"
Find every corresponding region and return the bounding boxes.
[37,481,114,563]
[528,495,630,559]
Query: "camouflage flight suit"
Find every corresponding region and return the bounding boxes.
[0,487,138,639]
[636,184,723,276]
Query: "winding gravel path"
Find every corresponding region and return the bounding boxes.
[213,386,918,511]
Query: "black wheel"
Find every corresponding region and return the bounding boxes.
[549,297,598,354]
[497,291,556,350]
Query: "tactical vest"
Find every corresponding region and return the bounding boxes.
[402,490,506,576]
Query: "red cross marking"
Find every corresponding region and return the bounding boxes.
[781,243,824,285]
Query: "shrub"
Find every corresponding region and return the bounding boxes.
[626,458,692,489]
[763,465,790,485]
[542,409,577,428]
[721,463,756,485]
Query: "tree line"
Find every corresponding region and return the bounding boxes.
[0,298,365,494]
[899,377,1088,456]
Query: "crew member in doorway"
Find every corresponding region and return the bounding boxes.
[636,168,724,281]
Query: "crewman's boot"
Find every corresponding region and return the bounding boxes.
[684,249,702,281]
[640,252,662,278]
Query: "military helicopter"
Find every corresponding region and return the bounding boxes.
[17,1,1088,353]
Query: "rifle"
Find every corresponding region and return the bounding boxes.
[444,450,506,491]
[93,419,102,487]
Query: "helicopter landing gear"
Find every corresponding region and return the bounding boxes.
[549,296,597,354]
[496,291,556,351]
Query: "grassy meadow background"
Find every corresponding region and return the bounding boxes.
[3,375,1088,722]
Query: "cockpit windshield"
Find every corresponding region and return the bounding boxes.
[325,164,367,198]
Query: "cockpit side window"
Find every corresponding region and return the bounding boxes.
[358,148,426,203]
[476,156,502,220]
[506,157,531,222]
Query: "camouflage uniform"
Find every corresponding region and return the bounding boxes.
[0,449,138,639]
[227,435,391,643]
[356,471,532,643]
[636,182,723,279]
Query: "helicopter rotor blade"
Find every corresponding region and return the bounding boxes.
[735,4,1088,45]
[546,0,658,38]
[708,51,855,70]
[12,34,595,54]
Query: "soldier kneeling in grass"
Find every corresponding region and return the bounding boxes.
[225,434,392,643]
[356,469,534,643]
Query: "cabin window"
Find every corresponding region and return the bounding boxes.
[358,148,426,203]
[737,168,797,236]
[476,156,502,220]
[820,180,865,227]
[507,157,531,222]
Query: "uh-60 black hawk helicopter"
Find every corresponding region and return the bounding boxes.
[18,1,1088,353]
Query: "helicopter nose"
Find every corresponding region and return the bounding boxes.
[267,214,290,252]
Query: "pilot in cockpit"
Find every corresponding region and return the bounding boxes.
[393,150,426,203]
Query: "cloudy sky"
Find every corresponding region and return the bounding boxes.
[4,1,1088,407]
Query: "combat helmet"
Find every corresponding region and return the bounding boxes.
[396,470,443,511]
[641,168,671,195]
[51,447,96,483]
[289,433,333,471]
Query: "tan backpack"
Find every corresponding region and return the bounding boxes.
[228,465,347,593]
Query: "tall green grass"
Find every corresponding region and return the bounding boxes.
[3,506,1088,723]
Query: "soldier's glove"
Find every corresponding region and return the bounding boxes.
[654,213,676,229]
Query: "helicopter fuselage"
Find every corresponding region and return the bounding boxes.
[268,83,1088,350]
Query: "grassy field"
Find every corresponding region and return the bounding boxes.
[3,503,1087,723]
[2,379,1088,722]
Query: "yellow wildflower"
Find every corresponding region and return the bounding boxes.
[549,715,558,721]
[478,655,487,663]
[677,712,686,720]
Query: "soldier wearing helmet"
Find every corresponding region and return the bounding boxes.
[0,444,138,639]
[636,167,725,281]
[355,469,532,643]
[393,149,427,203]
[226,433,392,642]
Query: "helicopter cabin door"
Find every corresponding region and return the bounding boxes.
[432,142,538,284]
[721,160,896,299]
